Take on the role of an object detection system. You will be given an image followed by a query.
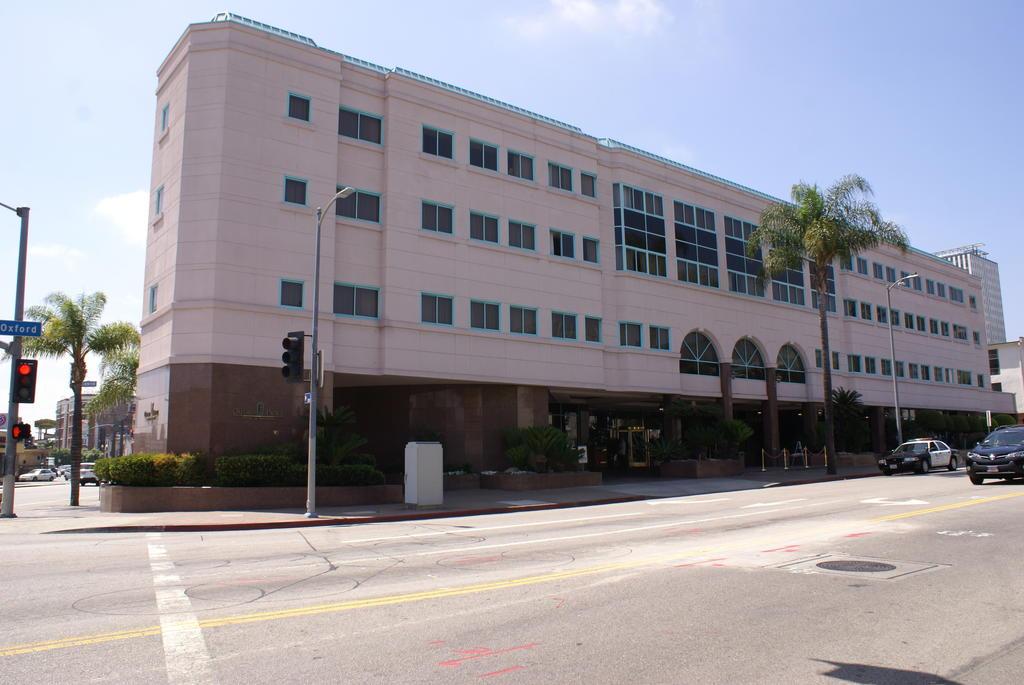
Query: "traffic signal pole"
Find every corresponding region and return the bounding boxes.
[2,205,29,518]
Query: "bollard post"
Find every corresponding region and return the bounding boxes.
[783,448,789,470]
[761,448,766,472]
[803,447,809,469]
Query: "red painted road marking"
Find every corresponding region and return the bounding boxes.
[674,557,727,568]
[481,666,526,679]
[844,532,872,538]
[428,640,446,646]
[550,597,566,609]
[762,545,801,553]
[440,644,539,667]
[450,555,503,566]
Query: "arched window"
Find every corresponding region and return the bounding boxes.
[776,345,806,383]
[731,338,766,380]
[680,331,720,376]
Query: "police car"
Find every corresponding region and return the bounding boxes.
[878,438,957,475]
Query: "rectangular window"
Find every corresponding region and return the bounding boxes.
[856,257,868,275]
[865,357,877,374]
[909,363,919,379]
[973,331,981,345]
[941,321,950,337]
[969,295,977,310]
[993,381,1002,391]
[548,162,573,191]
[873,305,885,323]
[581,172,597,198]
[552,312,577,340]
[847,355,862,373]
[844,299,857,317]
[422,126,454,159]
[469,140,498,171]
[936,283,946,298]
[507,151,534,180]
[978,374,985,388]
[945,368,952,384]
[724,216,764,296]
[911,276,922,291]
[280,280,303,308]
[421,201,454,234]
[957,369,972,385]
[333,283,379,318]
[949,287,964,303]
[896,361,905,378]
[649,325,670,351]
[614,184,667,277]
[953,324,968,340]
[929,318,939,335]
[809,263,836,312]
[287,93,311,122]
[674,201,718,288]
[154,186,164,215]
[922,365,931,381]
[160,104,169,132]
[551,230,575,258]
[338,107,382,144]
[881,358,892,377]
[885,266,897,283]
[916,315,926,332]
[934,366,943,383]
[508,221,535,250]
[470,300,500,331]
[148,285,158,314]
[771,265,805,306]
[989,348,1000,375]
[335,188,381,223]
[509,306,537,335]
[619,322,642,348]
[864,303,876,321]
[470,212,499,243]
[904,312,914,329]
[284,176,307,206]
[926,279,935,295]
[832,351,840,370]
[421,293,454,326]
[815,349,823,368]
[582,237,600,264]
[873,263,884,280]
[891,309,900,327]
[585,316,602,343]
[840,255,853,271]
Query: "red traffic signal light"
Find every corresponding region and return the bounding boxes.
[10,423,31,442]
[14,358,37,404]
[281,331,305,383]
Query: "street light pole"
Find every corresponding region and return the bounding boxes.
[306,187,354,519]
[886,273,918,446]
[1,202,29,518]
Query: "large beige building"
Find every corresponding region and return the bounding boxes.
[134,14,1012,471]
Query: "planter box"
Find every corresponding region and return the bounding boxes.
[99,484,403,513]
[480,471,602,491]
[659,459,744,479]
[443,473,480,491]
[837,452,881,468]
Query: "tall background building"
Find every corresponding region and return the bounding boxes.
[936,244,1006,343]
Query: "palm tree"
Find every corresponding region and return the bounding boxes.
[87,341,140,416]
[750,175,907,474]
[22,292,138,505]
[832,387,865,452]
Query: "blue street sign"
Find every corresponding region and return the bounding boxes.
[0,320,41,337]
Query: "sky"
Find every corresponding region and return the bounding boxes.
[1,0,1022,425]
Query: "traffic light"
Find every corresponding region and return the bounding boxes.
[13,359,37,404]
[281,331,305,383]
[10,423,31,442]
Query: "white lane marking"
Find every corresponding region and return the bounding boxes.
[147,534,215,685]
[742,498,807,509]
[647,497,730,506]
[861,497,928,506]
[937,530,993,538]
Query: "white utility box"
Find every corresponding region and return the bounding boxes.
[404,442,443,507]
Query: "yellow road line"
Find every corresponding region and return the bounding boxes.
[872,491,1024,522]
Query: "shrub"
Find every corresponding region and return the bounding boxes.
[648,438,683,464]
[97,453,202,486]
[684,425,720,460]
[993,414,1017,427]
[215,454,297,487]
[318,464,386,486]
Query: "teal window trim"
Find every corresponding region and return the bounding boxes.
[336,186,381,224]
[279,278,305,309]
[618,320,643,348]
[287,91,312,122]
[468,138,499,172]
[154,185,164,215]
[584,315,602,343]
[420,291,455,327]
[509,305,538,336]
[422,124,455,159]
[507,149,535,181]
[582,236,600,264]
[160,104,169,132]
[420,199,456,235]
[580,171,598,198]
[550,229,576,259]
[648,324,671,351]
[551,311,578,340]
[338,105,384,145]
[507,220,536,252]
[469,299,502,332]
[547,161,574,192]
[148,285,158,314]
[333,281,380,320]
[469,210,501,244]
[283,176,309,206]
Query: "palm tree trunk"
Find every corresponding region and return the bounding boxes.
[70,383,82,507]
[816,267,839,475]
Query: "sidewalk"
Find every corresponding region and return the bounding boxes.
[9,465,882,535]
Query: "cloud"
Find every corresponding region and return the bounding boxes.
[505,0,673,39]
[29,243,87,270]
[94,190,149,245]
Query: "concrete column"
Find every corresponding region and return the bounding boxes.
[661,394,678,441]
[870,406,886,454]
[719,362,734,420]
[764,368,779,453]
[802,402,819,445]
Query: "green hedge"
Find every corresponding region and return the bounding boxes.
[214,454,384,487]
[95,453,202,487]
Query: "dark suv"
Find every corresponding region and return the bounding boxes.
[965,426,1024,485]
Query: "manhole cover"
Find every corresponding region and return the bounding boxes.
[816,560,897,573]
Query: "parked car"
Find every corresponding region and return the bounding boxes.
[878,439,957,475]
[18,469,56,482]
[965,425,1024,485]
[80,467,99,486]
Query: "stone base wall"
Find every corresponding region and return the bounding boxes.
[100,484,402,513]
[443,474,481,490]
[659,459,745,479]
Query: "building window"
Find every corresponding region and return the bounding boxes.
[933,366,943,382]
[509,306,537,335]
[950,287,964,303]
[422,201,454,234]
[815,349,823,368]
[160,104,169,132]
[860,303,873,321]
[911,276,922,291]
[885,266,897,283]
[772,267,805,306]
[148,285,158,314]
[154,186,164,215]
[941,321,950,337]
[333,283,379,318]
[847,354,862,373]
[619,322,643,348]
[548,162,573,191]
[973,331,981,345]
[832,351,840,370]
[470,212,499,243]
[422,126,454,159]
[922,365,931,381]
[508,221,535,250]
[969,295,977,310]
[470,300,500,331]
[551,230,575,258]
[732,338,766,380]
[926,279,935,295]
[874,305,886,323]
[881,359,893,377]
[287,93,311,122]
[585,316,602,343]
[724,216,764,296]
[896,361,905,378]
[989,348,1001,375]
[552,312,577,340]
[937,283,947,298]
[891,309,900,326]
[909,363,919,380]
[421,293,454,326]
[649,325,670,351]
[809,263,836,312]
[674,201,718,288]
[284,176,307,206]
[335,188,381,223]
[993,382,1002,392]
[929,318,939,335]
[581,172,597,198]
[280,280,303,308]
[843,299,857,317]
[916,315,926,332]
[956,369,971,385]
[953,324,968,340]
[338,107,382,144]
[615,183,667,277]
[507,151,534,180]
[777,345,806,383]
[856,257,868,275]
[469,140,498,171]
[865,357,877,375]
[873,263,884,280]
[582,237,600,264]
[680,331,719,376]
[978,374,985,388]
[840,255,853,271]
[904,312,914,329]
[945,368,953,384]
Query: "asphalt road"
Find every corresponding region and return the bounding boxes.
[1,471,1022,684]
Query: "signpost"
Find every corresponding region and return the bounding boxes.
[82,381,97,388]
[2,202,30,518]
[0,320,41,338]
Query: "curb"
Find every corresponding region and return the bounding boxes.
[761,471,883,488]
